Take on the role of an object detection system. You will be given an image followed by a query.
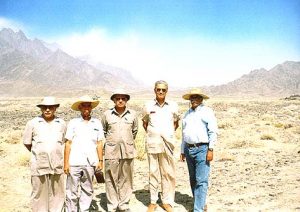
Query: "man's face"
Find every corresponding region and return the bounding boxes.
[78,102,92,118]
[40,105,57,121]
[113,95,128,108]
[190,95,203,109]
[154,84,168,100]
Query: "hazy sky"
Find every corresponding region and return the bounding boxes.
[1,0,299,87]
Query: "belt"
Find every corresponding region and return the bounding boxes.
[186,143,208,148]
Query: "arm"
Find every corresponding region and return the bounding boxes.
[96,140,103,170]
[64,140,72,174]
[142,120,148,132]
[132,114,139,139]
[174,120,179,131]
[23,120,33,152]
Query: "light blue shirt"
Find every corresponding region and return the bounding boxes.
[181,104,218,153]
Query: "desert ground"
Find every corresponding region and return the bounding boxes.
[0,96,299,211]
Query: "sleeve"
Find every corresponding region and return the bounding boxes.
[132,111,139,139]
[204,108,218,149]
[97,119,105,141]
[23,120,33,145]
[65,120,74,141]
[100,113,108,138]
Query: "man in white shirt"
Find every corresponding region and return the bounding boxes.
[142,80,180,212]
[64,95,104,212]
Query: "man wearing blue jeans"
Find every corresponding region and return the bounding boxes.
[180,88,218,212]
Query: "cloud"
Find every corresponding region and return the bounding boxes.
[47,27,299,87]
[0,17,25,32]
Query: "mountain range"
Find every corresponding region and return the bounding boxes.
[0,28,299,97]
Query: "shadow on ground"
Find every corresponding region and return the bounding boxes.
[134,189,193,211]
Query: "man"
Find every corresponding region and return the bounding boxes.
[142,80,180,212]
[101,89,138,212]
[180,88,218,212]
[64,95,104,212]
[23,96,66,212]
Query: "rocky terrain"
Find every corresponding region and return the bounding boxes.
[0,97,299,211]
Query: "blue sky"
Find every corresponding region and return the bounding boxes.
[1,0,299,87]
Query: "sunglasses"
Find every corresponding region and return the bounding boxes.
[40,105,56,110]
[115,97,127,101]
[156,88,167,92]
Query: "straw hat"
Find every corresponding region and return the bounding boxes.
[182,88,209,100]
[36,96,60,108]
[71,95,100,111]
[110,88,130,101]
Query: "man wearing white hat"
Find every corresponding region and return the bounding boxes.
[180,88,218,212]
[64,95,104,212]
[23,96,66,212]
[101,89,138,212]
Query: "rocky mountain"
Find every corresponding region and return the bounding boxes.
[0,28,143,96]
[0,28,299,97]
[204,61,300,97]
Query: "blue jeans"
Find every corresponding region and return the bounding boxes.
[184,144,210,212]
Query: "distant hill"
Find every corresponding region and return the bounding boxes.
[0,28,143,96]
[0,27,299,97]
[203,61,300,97]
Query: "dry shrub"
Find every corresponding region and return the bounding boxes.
[218,121,232,129]
[217,151,235,161]
[17,152,30,166]
[4,130,22,144]
[260,134,276,141]
[284,123,293,129]
[228,139,263,149]
[135,124,146,160]
[274,123,284,128]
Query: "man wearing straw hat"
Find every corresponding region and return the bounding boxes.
[101,89,138,212]
[23,96,66,212]
[142,80,180,212]
[64,95,104,212]
[180,88,218,212]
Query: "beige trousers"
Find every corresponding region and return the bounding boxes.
[105,159,134,211]
[148,152,176,206]
[65,166,95,212]
[31,174,65,212]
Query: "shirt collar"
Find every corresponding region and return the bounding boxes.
[153,98,169,107]
[111,107,130,117]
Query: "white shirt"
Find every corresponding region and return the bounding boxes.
[65,117,104,166]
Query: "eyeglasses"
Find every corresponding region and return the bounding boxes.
[40,105,56,110]
[189,95,202,100]
[156,88,167,93]
[115,97,127,101]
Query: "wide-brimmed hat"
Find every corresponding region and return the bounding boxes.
[71,95,100,111]
[182,88,209,100]
[110,89,130,101]
[36,96,60,108]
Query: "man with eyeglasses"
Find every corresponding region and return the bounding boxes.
[142,80,180,212]
[180,88,218,212]
[64,95,104,212]
[23,97,66,212]
[101,89,138,212]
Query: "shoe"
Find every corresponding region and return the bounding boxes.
[162,204,173,212]
[147,203,157,212]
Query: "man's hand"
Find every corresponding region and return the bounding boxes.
[206,149,213,162]
[180,153,186,162]
[64,163,70,175]
[96,160,103,170]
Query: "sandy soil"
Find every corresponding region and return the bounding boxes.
[0,97,299,211]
